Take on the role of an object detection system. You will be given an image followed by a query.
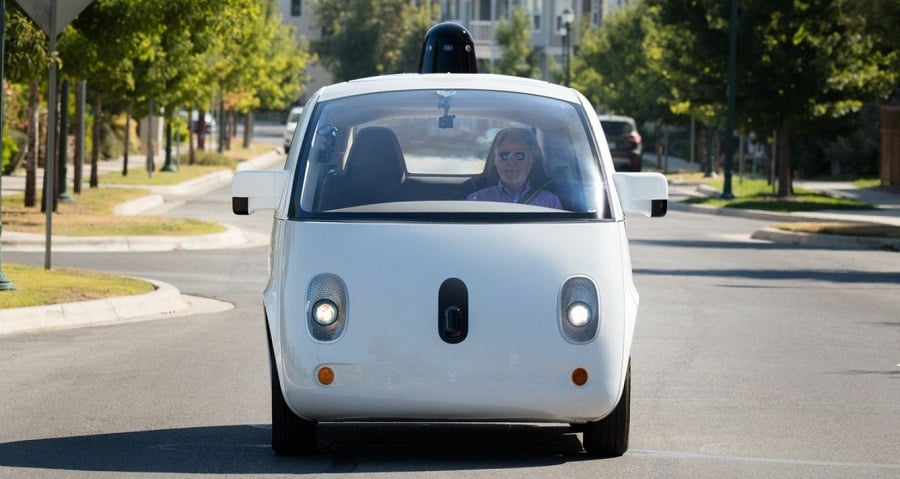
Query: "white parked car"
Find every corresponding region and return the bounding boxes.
[233,73,667,457]
[283,106,304,153]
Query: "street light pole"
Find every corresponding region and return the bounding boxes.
[721,0,738,199]
[560,8,574,87]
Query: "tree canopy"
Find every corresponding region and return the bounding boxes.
[314,0,437,82]
[574,0,897,195]
[492,7,540,78]
[8,0,311,116]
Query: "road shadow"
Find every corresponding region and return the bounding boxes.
[629,238,869,251]
[634,268,900,285]
[0,423,591,474]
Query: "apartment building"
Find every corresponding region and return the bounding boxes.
[278,0,631,98]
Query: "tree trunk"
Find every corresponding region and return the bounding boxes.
[197,109,206,150]
[224,110,233,151]
[123,107,130,176]
[90,93,101,188]
[713,129,722,174]
[73,81,84,194]
[25,79,38,207]
[776,125,793,197]
[40,80,59,213]
[189,119,196,165]
[243,111,253,149]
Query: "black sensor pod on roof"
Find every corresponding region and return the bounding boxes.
[418,22,478,74]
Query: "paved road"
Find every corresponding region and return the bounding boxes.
[1,132,898,477]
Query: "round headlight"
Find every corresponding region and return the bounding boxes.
[312,299,339,326]
[566,302,592,327]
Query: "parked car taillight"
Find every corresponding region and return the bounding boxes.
[625,131,641,147]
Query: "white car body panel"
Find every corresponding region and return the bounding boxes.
[266,220,631,422]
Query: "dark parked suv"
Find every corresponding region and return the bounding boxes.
[598,114,642,172]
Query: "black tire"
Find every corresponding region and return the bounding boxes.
[582,361,630,457]
[268,326,317,455]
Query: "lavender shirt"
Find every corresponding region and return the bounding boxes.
[468,181,563,209]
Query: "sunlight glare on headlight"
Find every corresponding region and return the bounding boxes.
[567,302,591,327]
[313,300,339,326]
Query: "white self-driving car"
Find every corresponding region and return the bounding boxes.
[233,73,667,457]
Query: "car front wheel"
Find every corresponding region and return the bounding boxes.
[582,360,630,457]
[268,326,317,455]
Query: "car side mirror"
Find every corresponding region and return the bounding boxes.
[613,172,668,218]
[232,170,291,215]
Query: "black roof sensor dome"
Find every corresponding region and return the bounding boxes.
[418,22,478,74]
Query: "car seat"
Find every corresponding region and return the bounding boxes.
[319,127,407,209]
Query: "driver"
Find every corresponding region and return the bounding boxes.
[467,128,563,209]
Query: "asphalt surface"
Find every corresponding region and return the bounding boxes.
[0,152,897,336]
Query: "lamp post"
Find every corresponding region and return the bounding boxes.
[560,8,574,87]
[721,0,738,199]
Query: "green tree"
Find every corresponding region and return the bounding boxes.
[386,1,439,74]
[648,0,896,196]
[219,1,312,148]
[315,0,436,81]
[59,0,311,165]
[4,5,49,206]
[493,7,540,78]
[573,4,672,125]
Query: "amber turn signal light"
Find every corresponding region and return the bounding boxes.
[571,368,588,386]
[317,366,335,386]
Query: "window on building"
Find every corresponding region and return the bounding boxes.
[590,0,603,27]
[291,0,302,17]
[525,0,540,31]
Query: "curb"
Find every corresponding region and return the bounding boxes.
[113,194,165,215]
[107,149,284,212]
[668,201,899,252]
[0,278,232,336]
[149,170,235,199]
[1,223,268,252]
[751,227,900,252]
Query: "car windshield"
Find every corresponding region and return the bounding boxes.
[600,121,633,137]
[290,89,611,219]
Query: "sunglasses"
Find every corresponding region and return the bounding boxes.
[498,151,528,161]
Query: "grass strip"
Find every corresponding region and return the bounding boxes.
[0,263,155,309]
[1,188,225,236]
[683,177,874,212]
